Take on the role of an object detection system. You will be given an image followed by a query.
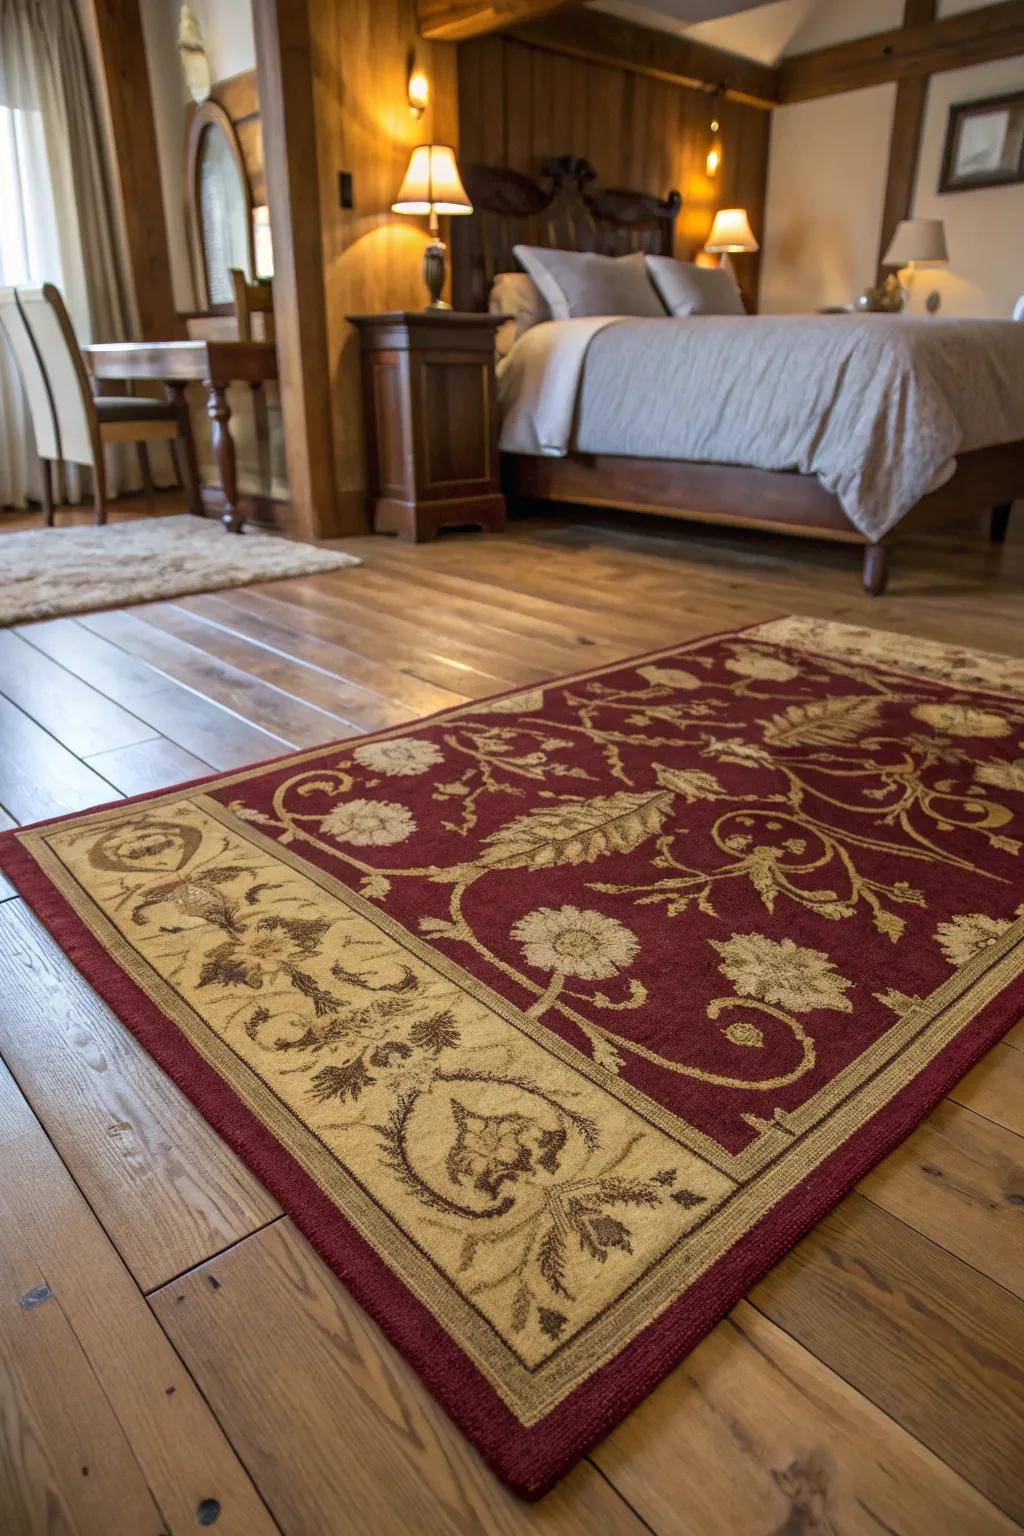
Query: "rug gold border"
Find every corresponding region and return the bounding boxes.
[18,791,1024,1426]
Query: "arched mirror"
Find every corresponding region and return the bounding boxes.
[186,100,254,308]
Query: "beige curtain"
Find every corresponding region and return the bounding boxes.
[0,0,161,508]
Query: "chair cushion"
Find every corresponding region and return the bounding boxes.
[94,396,178,423]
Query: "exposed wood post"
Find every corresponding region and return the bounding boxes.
[86,0,178,341]
[876,0,937,283]
[779,0,1024,103]
[252,0,341,539]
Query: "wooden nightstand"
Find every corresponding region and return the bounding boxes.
[348,311,506,542]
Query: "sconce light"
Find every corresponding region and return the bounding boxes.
[706,85,724,178]
[408,67,430,119]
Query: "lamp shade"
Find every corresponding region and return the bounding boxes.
[705,208,759,253]
[882,217,948,266]
[392,144,472,216]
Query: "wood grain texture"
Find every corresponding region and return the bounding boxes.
[252,0,340,539]
[0,693,121,826]
[83,736,215,797]
[457,33,770,302]
[948,1041,1024,1138]
[0,901,280,1292]
[1,495,1023,1530]
[0,628,155,758]
[591,1298,1016,1536]
[0,1055,278,1536]
[857,1100,1024,1298]
[18,617,291,769]
[308,0,460,529]
[749,1192,1024,1522]
[151,1218,651,1535]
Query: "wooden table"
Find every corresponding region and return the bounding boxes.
[83,340,277,532]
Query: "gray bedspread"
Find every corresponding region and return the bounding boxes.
[497,313,1024,539]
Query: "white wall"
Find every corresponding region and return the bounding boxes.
[905,56,1024,317]
[759,85,896,312]
[759,1,1024,315]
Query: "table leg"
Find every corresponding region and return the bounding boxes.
[167,382,202,518]
[205,379,243,533]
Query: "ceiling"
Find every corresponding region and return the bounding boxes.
[587,0,843,65]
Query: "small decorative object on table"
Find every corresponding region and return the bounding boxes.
[348,311,506,542]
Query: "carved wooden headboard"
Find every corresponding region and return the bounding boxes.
[451,155,682,313]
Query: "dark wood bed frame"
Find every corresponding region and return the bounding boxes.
[451,155,1023,596]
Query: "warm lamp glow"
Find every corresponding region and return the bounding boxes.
[392,144,472,219]
[393,145,473,310]
[706,146,720,177]
[252,204,274,280]
[408,68,430,117]
[882,217,948,268]
[705,207,759,253]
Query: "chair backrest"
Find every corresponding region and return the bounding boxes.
[14,284,99,468]
[0,286,62,461]
[1013,295,1024,321]
[229,268,274,343]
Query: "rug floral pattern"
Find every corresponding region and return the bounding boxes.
[9,617,1024,1461]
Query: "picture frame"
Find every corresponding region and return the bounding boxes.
[939,90,1024,193]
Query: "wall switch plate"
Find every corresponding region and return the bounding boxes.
[339,172,354,209]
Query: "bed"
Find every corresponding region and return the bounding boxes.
[451,156,1024,595]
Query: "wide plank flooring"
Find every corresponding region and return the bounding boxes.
[1,496,1022,1535]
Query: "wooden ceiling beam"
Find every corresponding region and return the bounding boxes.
[780,0,1024,103]
[504,6,781,109]
[417,0,580,43]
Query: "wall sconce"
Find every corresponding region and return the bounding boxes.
[408,67,430,119]
[706,85,724,178]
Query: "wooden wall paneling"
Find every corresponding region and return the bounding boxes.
[308,0,460,530]
[457,35,770,298]
[87,0,178,341]
[252,0,340,539]
[504,41,535,169]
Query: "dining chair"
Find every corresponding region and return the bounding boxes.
[0,283,201,525]
[229,267,274,493]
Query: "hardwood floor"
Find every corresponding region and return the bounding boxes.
[1,496,1022,1534]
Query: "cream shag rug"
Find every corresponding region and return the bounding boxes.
[1,516,362,626]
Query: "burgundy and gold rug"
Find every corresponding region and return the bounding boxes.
[2,616,1023,1496]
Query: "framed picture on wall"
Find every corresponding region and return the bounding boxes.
[939,90,1024,193]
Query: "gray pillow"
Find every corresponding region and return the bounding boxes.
[645,256,746,316]
[513,246,666,321]
[489,270,550,358]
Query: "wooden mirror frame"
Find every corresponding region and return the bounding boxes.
[185,99,256,309]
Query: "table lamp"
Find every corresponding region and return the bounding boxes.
[392,144,473,310]
[705,208,759,281]
[881,218,948,310]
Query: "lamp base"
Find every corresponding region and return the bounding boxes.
[423,238,449,310]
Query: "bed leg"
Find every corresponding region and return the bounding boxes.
[862,544,889,597]
[991,503,1012,544]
